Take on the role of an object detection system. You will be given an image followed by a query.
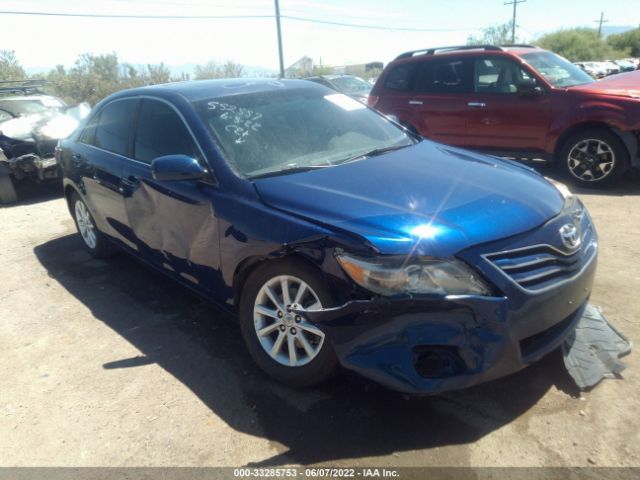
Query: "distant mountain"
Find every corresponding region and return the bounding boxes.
[602,25,637,37]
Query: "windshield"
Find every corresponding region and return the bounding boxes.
[194,88,415,178]
[522,51,594,88]
[331,76,372,95]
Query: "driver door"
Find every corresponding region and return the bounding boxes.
[121,98,222,295]
[465,56,551,154]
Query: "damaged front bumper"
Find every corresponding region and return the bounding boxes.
[299,254,597,394]
[7,153,60,181]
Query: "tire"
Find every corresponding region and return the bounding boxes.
[558,128,630,188]
[0,174,17,204]
[238,258,339,387]
[70,192,116,258]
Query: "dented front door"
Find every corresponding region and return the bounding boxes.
[120,98,222,296]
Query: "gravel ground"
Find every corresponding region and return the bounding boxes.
[0,176,639,470]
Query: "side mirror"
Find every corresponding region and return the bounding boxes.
[151,154,207,181]
[517,79,543,97]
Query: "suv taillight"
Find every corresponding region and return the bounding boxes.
[367,95,379,108]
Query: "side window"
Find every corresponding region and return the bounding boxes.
[384,64,416,91]
[415,58,473,93]
[474,57,531,93]
[94,100,136,156]
[134,99,200,164]
[79,114,99,146]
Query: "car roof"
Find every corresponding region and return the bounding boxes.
[114,78,327,103]
[392,45,541,63]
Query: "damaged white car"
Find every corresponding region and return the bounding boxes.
[0,81,90,203]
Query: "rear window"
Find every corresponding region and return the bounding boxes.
[383,64,416,91]
[415,58,473,93]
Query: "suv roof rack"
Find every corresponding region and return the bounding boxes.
[395,44,537,60]
[0,79,49,96]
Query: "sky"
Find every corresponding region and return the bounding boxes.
[1,0,638,73]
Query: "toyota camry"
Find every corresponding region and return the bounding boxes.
[57,79,597,394]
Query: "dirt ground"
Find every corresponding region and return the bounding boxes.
[1,174,639,470]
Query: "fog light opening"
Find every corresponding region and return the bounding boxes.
[413,346,465,379]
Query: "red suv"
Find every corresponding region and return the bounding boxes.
[369,45,640,187]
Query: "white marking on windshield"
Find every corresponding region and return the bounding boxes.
[324,93,365,111]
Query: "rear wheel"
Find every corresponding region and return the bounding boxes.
[239,258,339,387]
[70,192,115,258]
[558,128,629,188]
[0,174,17,204]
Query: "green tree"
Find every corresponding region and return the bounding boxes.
[0,50,26,81]
[47,54,178,105]
[194,60,244,79]
[467,22,522,45]
[607,28,640,57]
[535,28,623,61]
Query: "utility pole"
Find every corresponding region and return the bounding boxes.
[504,0,526,44]
[595,12,609,38]
[274,0,285,78]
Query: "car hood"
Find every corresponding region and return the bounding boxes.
[569,70,640,99]
[253,141,564,256]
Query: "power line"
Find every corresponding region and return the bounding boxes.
[504,0,526,43]
[595,12,609,38]
[0,10,273,20]
[0,9,474,32]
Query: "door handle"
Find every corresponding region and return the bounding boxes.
[120,176,140,193]
[408,100,423,105]
[121,176,140,187]
[467,102,487,108]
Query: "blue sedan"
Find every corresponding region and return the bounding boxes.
[57,79,597,394]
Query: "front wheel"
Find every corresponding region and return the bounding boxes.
[558,128,630,188]
[239,259,339,387]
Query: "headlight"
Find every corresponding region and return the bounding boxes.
[336,253,491,296]
[545,177,573,200]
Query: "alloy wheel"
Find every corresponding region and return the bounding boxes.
[74,200,97,249]
[253,275,325,367]
[567,138,616,182]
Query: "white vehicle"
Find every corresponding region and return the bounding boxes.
[574,62,606,79]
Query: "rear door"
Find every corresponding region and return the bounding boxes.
[73,98,139,250]
[408,57,473,146]
[121,98,221,294]
[464,56,551,153]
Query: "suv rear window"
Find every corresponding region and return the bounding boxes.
[383,64,416,91]
[415,58,473,93]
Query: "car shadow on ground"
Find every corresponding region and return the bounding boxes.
[0,180,64,208]
[34,234,581,466]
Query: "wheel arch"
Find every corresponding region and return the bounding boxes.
[553,121,637,164]
[232,252,330,310]
[64,183,82,214]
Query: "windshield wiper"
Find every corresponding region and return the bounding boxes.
[249,164,331,179]
[334,143,413,165]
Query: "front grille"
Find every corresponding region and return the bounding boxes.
[485,228,596,292]
[519,308,579,361]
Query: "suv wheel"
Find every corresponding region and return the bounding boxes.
[239,258,339,387]
[558,128,630,188]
